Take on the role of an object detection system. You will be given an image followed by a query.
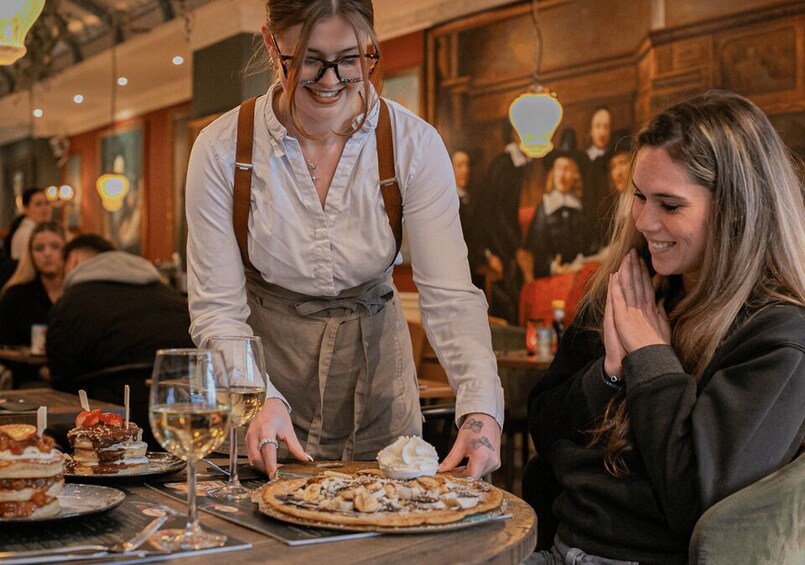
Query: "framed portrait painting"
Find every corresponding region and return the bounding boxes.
[99,126,143,255]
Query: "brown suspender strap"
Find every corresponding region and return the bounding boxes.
[233,96,257,271]
[232,97,402,270]
[377,99,403,259]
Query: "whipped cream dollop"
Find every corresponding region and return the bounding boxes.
[377,436,439,479]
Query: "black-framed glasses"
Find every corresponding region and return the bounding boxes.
[271,34,379,85]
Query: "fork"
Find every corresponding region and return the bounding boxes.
[0,512,170,564]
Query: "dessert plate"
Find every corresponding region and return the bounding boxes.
[65,452,186,483]
[0,484,125,522]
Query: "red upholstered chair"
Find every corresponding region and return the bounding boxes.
[518,262,600,327]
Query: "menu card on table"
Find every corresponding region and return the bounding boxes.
[146,476,377,546]
[0,492,250,564]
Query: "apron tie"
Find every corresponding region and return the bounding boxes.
[292,284,394,459]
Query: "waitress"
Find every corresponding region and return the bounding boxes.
[184,0,503,479]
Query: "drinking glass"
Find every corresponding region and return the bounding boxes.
[148,348,231,551]
[204,336,267,500]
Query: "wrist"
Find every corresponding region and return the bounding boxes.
[601,362,623,389]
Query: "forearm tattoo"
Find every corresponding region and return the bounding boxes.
[462,417,484,434]
[470,436,493,451]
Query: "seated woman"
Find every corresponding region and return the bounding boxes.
[0,221,66,387]
[526,91,805,564]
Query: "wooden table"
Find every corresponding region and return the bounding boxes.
[495,350,553,371]
[132,459,538,564]
[0,388,123,447]
[0,346,47,366]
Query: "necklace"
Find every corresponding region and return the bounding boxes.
[306,160,318,185]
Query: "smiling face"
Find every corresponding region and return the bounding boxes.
[631,147,712,285]
[30,230,64,277]
[265,15,370,133]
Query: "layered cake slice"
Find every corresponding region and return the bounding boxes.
[0,424,64,518]
[67,409,149,475]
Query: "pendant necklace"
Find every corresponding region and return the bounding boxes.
[306,160,318,185]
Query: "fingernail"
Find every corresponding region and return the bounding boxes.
[306,453,314,462]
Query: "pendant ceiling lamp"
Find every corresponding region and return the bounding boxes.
[508,0,563,158]
[96,20,130,212]
[0,0,45,66]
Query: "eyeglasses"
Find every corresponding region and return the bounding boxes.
[271,34,379,85]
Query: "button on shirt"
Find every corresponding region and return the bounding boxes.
[185,84,504,428]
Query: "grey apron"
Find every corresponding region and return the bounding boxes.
[245,270,422,461]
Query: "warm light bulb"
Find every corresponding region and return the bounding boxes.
[59,185,74,201]
[0,0,46,65]
[509,92,564,158]
[96,173,130,212]
[45,185,58,201]
[117,76,128,86]
[73,94,84,104]
[32,108,43,118]
[172,55,184,65]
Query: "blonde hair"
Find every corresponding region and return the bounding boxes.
[263,0,383,138]
[583,90,805,475]
[2,222,66,296]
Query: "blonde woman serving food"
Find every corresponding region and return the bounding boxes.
[185,0,503,479]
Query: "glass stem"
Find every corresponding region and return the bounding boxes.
[228,427,242,488]
[185,458,201,536]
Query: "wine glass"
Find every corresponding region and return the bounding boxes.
[204,336,267,500]
[148,348,231,551]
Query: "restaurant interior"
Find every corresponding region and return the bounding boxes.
[0,0,803,563]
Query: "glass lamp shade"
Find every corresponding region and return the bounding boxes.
[96,173,130,212]
[509,92,564,158]
[44,185,59,202]
[0,0,46,66]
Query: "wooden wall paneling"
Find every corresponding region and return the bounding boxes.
[714,16,804,115]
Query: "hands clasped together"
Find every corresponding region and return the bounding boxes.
[604,249,672,377]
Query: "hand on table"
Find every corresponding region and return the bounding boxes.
[608,249,671,356]
[245,398,312,479]
[438,412,501,479]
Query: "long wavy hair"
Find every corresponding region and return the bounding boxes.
[581,90,805,476]
[2,221,66,296]
[263,0,383,138]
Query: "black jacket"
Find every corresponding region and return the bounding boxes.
[0,277,52,346]
[47,252,194,388]
[528,303,805,564]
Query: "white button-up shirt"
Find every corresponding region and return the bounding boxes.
[185,84,504,428]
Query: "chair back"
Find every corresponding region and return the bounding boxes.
[689,452,805,564]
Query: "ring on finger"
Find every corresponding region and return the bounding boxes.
[257,437,279,451]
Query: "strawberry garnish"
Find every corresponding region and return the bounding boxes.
[75,411,90,427]
[99,412,124,428]
[81,409,102,427]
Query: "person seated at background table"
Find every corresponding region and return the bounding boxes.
[526,91,805,564]
[186,0,503,480]
[9,187,53,261]
[0,221,65,388]
[47,234,194,391]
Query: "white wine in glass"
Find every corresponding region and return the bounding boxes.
[149,348,231,551]
[205,336,266,500]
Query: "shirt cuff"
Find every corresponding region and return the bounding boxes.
[623,344,685,386]
[265,377,292,414]
[581,358,621,411]
[454,381,505,430]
